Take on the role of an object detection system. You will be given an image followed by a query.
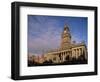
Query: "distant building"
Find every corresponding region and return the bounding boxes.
[44,24,88,63]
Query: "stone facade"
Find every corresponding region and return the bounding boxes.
[44,24,87,63]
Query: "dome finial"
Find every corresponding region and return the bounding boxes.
[64,23,69,31]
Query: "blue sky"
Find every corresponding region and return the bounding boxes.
[28,15,87,56]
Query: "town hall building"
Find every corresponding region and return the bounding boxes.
[43,24,88,64]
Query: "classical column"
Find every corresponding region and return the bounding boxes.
[55,54,57,63]
[62,52,64,61]
[59,53,61,62]
[74,49,76,59]
[76,49,78,59]
[85,49,87,60]
[70,51,71,57]
[61,52,63,62]
[58,53,60,63]
[73,49,75,57]
[75,49,77,59]
[63,52,65,61]
[77,49,79,58]
[72,50,74,58]
[81,48,83,55]
[80,48,82,55]
[70,51,72,60]
[79,48,80,56]
[77,49,79,57]
[62,52,64,62]
[80,48,81,56]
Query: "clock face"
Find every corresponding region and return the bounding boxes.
[64,30,67,33]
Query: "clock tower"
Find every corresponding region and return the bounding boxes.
[61,24,71,49]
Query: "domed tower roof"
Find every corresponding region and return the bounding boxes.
[64,24,70,32]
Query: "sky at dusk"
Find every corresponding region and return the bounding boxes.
[28,15,88,56]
